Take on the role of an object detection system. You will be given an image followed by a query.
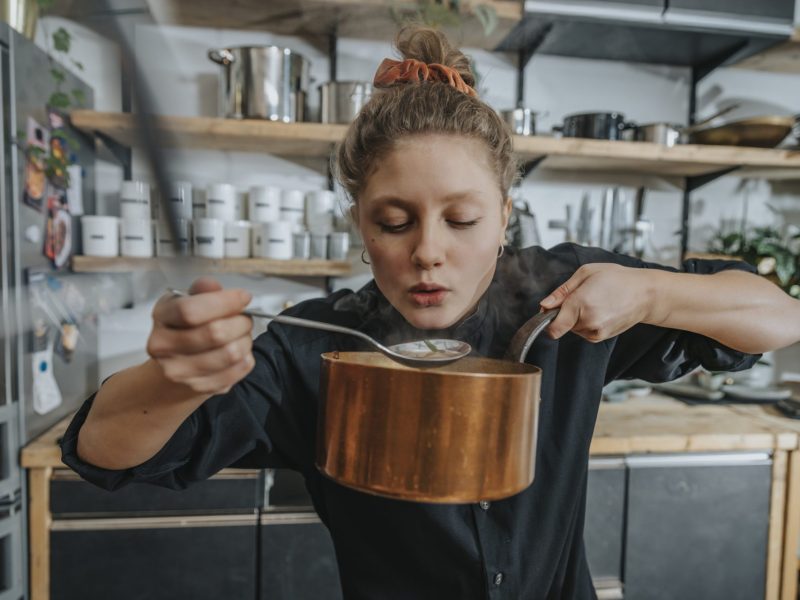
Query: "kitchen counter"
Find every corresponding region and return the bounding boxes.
[21,394,800,469]
[20,394,800,600]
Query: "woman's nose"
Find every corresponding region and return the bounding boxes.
[411,225,444,269]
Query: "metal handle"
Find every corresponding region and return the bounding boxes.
[504,308,560,363]
[208,48,235,65]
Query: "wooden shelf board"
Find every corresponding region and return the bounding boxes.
[146,0,521,51]
[72,110,800,180]
[71,255,352,277]
[733,28,800,73]
[71,111,347,158]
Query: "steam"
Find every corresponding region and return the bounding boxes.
[332,245,574,358]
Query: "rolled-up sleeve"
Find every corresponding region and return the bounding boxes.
[60,323,307,492]
[564,246,762,384]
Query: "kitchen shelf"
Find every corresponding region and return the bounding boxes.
[71,255,352,277]
[734,27,800,73]
[151,0,520,50]
[71,110,800,181]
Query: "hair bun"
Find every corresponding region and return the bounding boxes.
[395,26,475,89]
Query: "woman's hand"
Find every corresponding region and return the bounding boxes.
[539,263,655,342]
[147,277,255,395]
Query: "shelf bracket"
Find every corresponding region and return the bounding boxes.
[516,23,553,106]
[96,131,132,178]
[686,166,741,192]
[521,156,547,179]
[693,40,749,85]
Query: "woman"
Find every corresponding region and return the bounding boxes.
[63,27,800,599]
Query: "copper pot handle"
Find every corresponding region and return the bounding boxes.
[504,308,560,363]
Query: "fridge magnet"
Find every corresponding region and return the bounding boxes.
[22,117,49,212]
[54,321,79,363]
[32,338,63,415]
[43,192,72,269]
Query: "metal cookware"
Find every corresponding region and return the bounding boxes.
[319,81,373,124]
[208,45,310,122]
[558,112,634,141]
[167,289,470,368]
[501,108,536,136]
[633,122,684,146]
[687,116,796,148]
[316,309,559,503]
[632,105,740,146]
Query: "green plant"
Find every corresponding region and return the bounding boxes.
[708,226,800,298]
[390,0,499,36]
[24,0,86,188]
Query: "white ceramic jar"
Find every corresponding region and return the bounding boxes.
[81,216,119,257]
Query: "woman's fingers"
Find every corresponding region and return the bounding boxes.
[540,265,594,310]
[180,351,256,396]
[153,287,252,328]
[147,314,253,357]
[547,301,581,340]
[158,335,254,383]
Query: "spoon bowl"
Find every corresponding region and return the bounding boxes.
[168,289,471,368]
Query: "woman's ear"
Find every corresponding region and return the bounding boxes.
[500,196,513,244]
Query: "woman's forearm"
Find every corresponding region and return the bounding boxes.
[77,359,211,470]
[643,269,800,354]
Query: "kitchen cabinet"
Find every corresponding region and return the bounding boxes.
[624,452,773,600]
[260,513,341,600]
[585,458,626,591]
[667,0,796,24]
[50,516,257,600]
[22,396,800,600]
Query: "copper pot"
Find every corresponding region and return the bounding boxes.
[316,353,542,503]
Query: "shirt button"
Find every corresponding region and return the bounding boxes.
[494,572,504,586]
[479,500,491,510]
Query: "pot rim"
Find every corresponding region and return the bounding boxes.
[321,351,542,378]
[209,45,308,59]
[563,111,626,120]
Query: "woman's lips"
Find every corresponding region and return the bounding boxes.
[408,288,448,306]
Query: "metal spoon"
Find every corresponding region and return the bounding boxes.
[167,289,471,368]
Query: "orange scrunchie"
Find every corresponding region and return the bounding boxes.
[373,58,477,97]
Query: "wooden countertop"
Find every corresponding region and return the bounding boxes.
[21,394,800,469]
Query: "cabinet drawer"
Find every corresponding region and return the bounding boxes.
[585,458,625,582]
[624,452,772,600]
[266,469,314,509]
[50,515,257,600]
[260,512,342,600]
[51,469,262,517]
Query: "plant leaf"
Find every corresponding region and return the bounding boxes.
[71,88,86,106]
[48,91,71,109]
[52,28,71,53]
[37,0,56,10]
[50,68,65,84]
[472,4,498,36]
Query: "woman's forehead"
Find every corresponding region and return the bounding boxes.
[361,135,499,205]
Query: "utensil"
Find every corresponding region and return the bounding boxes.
[558,112,634,141]
[208,46,310,122]
[687,116,796,148]
[319,81,373,124]
[317,308,559,503]
[167,289,472,368]
[632,105,741,146]
[501,108,536,136]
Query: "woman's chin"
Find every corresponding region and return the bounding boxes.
[400,306,461,331]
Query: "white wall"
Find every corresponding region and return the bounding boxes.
[37,17,800,380]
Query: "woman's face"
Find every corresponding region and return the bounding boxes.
[356,134,511,330]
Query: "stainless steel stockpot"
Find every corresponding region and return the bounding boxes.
[319,81,374,124]
[208,45,310,122]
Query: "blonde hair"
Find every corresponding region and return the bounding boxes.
[335,26,517,204]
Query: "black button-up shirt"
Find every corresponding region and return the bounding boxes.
[61,244,759,599]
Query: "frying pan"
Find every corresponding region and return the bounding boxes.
[687,116,796,148]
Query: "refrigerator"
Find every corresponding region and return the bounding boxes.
[0,22,98,600]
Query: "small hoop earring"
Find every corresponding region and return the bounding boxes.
[361,248,371,265]
[497,245,505,258]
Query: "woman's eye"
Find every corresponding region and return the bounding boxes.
[448,219,479,229]
[379,222,410,233]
